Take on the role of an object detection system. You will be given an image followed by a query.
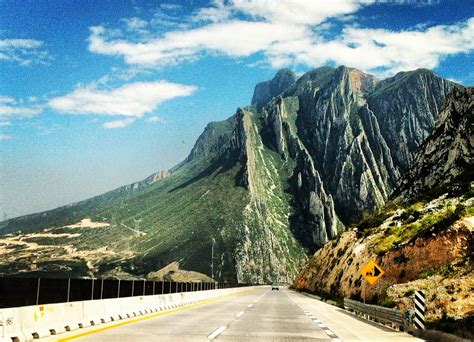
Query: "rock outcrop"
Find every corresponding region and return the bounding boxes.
[393,87,473,200]
[251,68,297,111]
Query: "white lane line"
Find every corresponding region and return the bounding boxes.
[236,311,245,318]
[208,326,226,340]
[248,304,253,308]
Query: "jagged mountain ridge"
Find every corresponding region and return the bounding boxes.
[292,86,473,329]
[0,66,460,282]
[393,87,473,200]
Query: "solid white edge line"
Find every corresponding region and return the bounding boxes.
[208,326,227,340]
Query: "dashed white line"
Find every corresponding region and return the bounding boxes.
[248,304,253,308]
[208,326,226,340]
[236,311,245,318]
[288,292,341,342]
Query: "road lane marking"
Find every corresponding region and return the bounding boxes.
[56,288,261,341]
[248,304,253,308]
[236,311,244,318]
[208,326,226,340]
[285,290,342,342]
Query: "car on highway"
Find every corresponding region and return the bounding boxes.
[271,283,279,291]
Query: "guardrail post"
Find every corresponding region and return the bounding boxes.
[36,278,41,305]
[162,281,165,294]
[67,278,71,303]
[91,278,95,300]
[414,291,426,329]
[143,279,146,296]
[117,279,121,298]
[131,280,135,297]
[100,279,104,299]
[153,281,156,295]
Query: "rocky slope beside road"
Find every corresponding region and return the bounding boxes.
[294,194,473,314]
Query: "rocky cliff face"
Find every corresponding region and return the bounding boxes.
[251,68,297,111]
[393,87,473,200]
[0,66,462,283]
[293,86,473,324]
[285,66,457,223]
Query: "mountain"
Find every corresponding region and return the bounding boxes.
[293,87,473,334]
[0,66,460,283]
[251,68,297,111]
[392,86,473,200]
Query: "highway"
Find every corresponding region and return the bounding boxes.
[51,287,420,341]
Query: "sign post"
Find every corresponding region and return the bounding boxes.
[360,260,384,305]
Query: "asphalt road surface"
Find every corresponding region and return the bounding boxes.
[53,287,420,341]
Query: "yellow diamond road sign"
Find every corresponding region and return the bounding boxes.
[360,260,385,285]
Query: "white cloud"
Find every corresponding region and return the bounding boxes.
[49,81,197,117]
[145,116,166,123]
[160,3,182,11]
[0,96,43,117]
[123,17,148,30]
[0,96,16,104]
[87,0,474,76]
[103,117,136,129]
[0,134,14,141]
[89,20,307,67]
[230,0,363,25]
[0,38,49,65]
[0,105,42,116]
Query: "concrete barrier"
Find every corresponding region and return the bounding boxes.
[83,300,106,326]
[0,286,254,341]
[0,308,30,342]
[18,305,55,339]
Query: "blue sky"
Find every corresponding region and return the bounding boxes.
[1,0,473,218]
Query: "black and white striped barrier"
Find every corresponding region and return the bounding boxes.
[413,290,425,329]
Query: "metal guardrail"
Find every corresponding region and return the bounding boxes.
[344,298,404,329]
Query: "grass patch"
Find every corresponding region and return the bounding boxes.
[419,264,456,279]
[355,202,399,237]
[372,202,466,255]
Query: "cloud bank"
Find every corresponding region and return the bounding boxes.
[87,0,474,76]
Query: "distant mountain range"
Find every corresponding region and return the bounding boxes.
[0,66,465,283]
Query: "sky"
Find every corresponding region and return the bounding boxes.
[1,0,473,219]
